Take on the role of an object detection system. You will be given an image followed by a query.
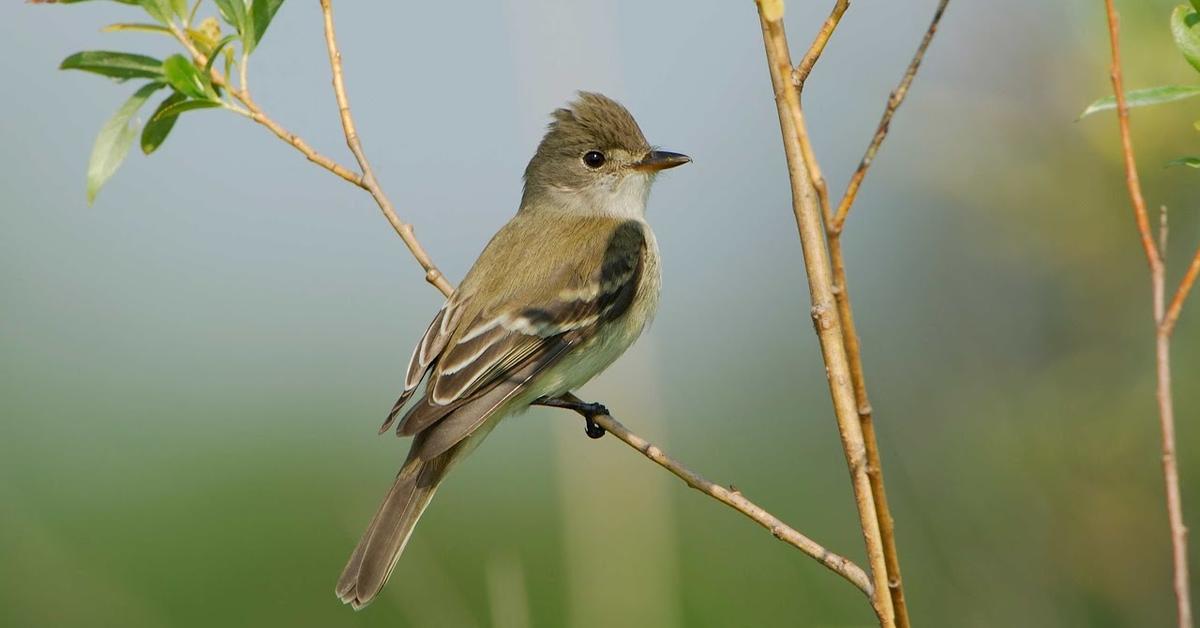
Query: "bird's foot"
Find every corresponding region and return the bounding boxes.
[534,395,609,439]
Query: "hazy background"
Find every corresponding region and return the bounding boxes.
[3,1,1199,626]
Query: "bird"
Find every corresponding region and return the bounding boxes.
[335,92,690,609]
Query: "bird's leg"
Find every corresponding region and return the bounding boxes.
[533,394,608,439]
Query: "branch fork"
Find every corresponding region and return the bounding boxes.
[755,1,948,625]
[1103,4,1199,626]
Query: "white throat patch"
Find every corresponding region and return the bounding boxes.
[549,172,652,221]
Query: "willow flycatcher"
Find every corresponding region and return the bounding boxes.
[336,92,690,609]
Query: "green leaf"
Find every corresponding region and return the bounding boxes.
[1078,85,1200,118]
[187,0,203,23]
[140,91,187,154]
[1167,156,1200,168]
[162,54,216,100]
[170,0,188,20]
[151,98,222,121]
[101,22,172,34]
[204,34,239,73]
[213,0,246,34]
[60,50,164,81]
[1193,0,1200,13]
[1172,5,1200,74]
[87,82,164,204]
[246,0,284,52]
[137,0,172,24]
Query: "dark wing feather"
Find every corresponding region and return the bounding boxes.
[378,299,465,433]
[411,335,576,461]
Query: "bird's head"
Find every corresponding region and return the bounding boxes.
[521,92,690,218]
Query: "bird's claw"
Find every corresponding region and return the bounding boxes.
[584,415,606,439]
[534,396,609,439]
[572,402,608,439]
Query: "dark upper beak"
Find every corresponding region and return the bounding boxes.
[632,150,692,172]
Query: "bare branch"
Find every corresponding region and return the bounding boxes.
[1163,246,1200,337]
[805,3,952,624]
[319,0,453,296]
[1160,205,1169,259]
[1103,4,1163,277]
[827,233,911,627]
[793,0,849,90]
[1104,3,1193,627]
[831,0,949,234]
[550,393,874,596]
[755,1,896,624]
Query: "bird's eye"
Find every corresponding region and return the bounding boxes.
[582,150,606,168]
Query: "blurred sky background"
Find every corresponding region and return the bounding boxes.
[3,0,1200,626]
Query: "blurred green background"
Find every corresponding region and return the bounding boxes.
[3,0,1200,626]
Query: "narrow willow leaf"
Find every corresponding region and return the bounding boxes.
[151,98,222,121]
[87,82,164,204]
[1167,156,1200,168]
[60,50,164,81]
[246,0,284,52]
[187,0,202,23]
[241,2,256,52]
[162,54,215,100]
[1172,5,1200,74]
[101,22,172,34]
[204,35,239,73]
[140,91,187,154]
[1078,85,1200,118]
[137,0,171,24]
[213,0,245,34]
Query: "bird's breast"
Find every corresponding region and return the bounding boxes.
[524,223,661,401]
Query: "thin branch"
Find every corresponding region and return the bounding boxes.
[755,1,895,625]
[170,17,454,295]
[168,23,364,186]
[186,0,201,27]
[1160,205,1169,259]
[1163,246,1200,337]
[794,103,834,225]
[789,0,852,226]
[175,1,871,601]
[831,0,949,234]
[551,394,873,596]
[800,3,950,625]
[1103,5,1163,276]
[793,0,849,90]
[319,0,453,296]
[1104,3,1193,627]
[827,235,912,628]
[1154,329,1192,628]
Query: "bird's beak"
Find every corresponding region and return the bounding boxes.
[632,150,692,172]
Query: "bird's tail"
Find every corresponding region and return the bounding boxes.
[335,453,452,610]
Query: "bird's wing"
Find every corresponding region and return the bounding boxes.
[385,217,648,461]
[376,297,467,434]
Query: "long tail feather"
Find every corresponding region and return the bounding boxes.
[335,453,452,610]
